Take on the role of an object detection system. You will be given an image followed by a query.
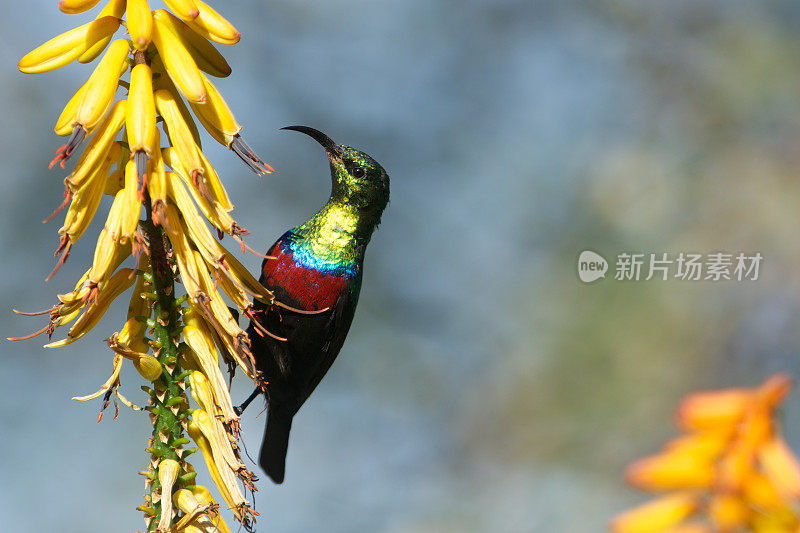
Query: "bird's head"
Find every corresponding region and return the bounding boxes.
[282,126,390,222]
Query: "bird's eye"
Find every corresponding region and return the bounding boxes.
[352,167,366,178]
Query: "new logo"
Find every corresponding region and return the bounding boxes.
[578,250,608,283]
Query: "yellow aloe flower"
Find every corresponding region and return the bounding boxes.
[164,0,200,21]
[610,492,700,533]
[46,267,137,347]
[71,353,143,421]
[153,9,231,78]
[74,39,130,131]
[613,373,800,533]
[157,459,181,531]
[187,411,249,519]
[59,142,121,245]
[759,436,800,500]
[625,447,715,491]
[15,1,270,529]
[165,158,236,234]
[709,493,751,532]
[185,0,240,45]
[79,0,129,64]
[151,12,207,104]
[127,0,154,51]
[18,16,121,74]
[58,0,103,15]
[181,308,237,421]
[191,485,234,533]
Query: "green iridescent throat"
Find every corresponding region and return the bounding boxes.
[289,201,373,275]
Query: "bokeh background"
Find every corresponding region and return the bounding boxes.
[3,1,800,531]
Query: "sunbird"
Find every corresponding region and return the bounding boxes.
[240,126,390,484]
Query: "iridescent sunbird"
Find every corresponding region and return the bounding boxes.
[240,126,390,484]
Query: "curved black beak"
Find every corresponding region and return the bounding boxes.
[281,126,341,157]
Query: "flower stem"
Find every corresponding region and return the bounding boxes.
[129,46,188,532]
[140,191,189,532]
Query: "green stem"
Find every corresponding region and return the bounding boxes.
[141,192,188,532]
[131,46,189,532]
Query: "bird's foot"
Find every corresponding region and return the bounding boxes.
[234,386,261,416]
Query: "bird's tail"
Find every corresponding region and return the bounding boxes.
[259,402,293,484]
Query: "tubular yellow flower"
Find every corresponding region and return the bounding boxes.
[165,0,200,20]
[174,486,234,533]
[127,62,157,186]
[117,315,145,347]
[71,352,141,416]
[216,248,274,305]
[195,148,235,209]
[59,142,121,244]
[189,373,246,469]
[663,431,731,460]
[190,485,234,533]
[147,136,169,228]
[155,88,205,180]
[57,270,92,307]
[157,458,181,532]
[610,492,700,533]
[74,39,129,131]
[188,371,216,415]
[173,489,213,532]
[161,204,203,292]
[182,308,237,421]
[759,436,800,500]
[153,9,231,77]
[189,73,240,146]
[18,16,121,74]
[127,0,153,51]
[191,249,250,344]
[46,267,137,348]
[151,60,203,145]
[109,335,162,381]
[151,12,207,104]
[213,266,251,314]
[118,264,151,340]
[55,80,90,137]
[743,471,787,511]
[105,160,143,244]
[88,227,132,285]
[709,494,750,532]
[67,99,127,186]
[58,0,103,14]
[625,449,715,491]
[104,167,125,196]
[185,0,240,45]
[675,388,752,432]
[164,146,234,214]
[77,1,129,63]
[188,76,272,174]
[187,412,248,519]
[166,163,237,235]
[174,196,226,269]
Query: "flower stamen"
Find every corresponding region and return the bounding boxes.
[46,235,73,281]
[49,125,87,169]
[230,134,273,175]
[42,183,72,224]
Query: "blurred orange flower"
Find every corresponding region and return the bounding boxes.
[611,373,800,533]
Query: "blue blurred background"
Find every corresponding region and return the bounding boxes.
[3,1,800,531]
